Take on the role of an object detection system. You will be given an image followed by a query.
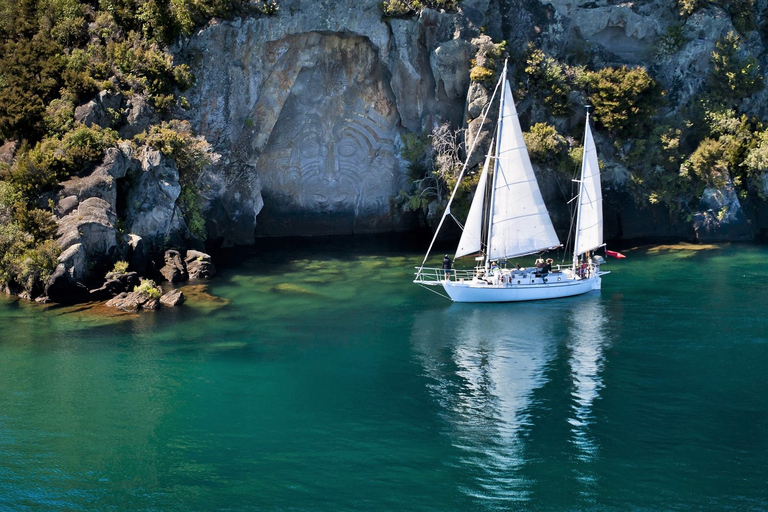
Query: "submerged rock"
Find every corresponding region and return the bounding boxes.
[160,289,185,307]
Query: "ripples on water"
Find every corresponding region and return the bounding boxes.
[1,239,767,511]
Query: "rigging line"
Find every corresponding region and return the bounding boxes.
[416,283,451,299]
[416,71,504,276]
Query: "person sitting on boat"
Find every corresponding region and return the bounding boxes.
[544,258,553,273]
[442,254,453,280]
[535,258,544,269]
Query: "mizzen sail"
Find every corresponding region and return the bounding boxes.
[573,116,603,257]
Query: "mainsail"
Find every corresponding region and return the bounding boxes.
[486,76,560,261]
[573,115,603,257]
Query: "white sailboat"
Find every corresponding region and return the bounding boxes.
[414,60,608,303]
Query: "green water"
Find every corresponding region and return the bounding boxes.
[1,238,767,511]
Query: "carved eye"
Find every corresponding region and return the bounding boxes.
[300,144,320,158]
[338,143,357,157]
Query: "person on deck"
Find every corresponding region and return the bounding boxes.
[442,254,453,281]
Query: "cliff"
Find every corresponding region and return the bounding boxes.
[175,0,768,244]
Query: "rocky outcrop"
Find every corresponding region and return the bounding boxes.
[693,179,752,242]
[160,289,185,307]
[89,271,140,301]
[75,90,123,129]
[185,250,216,279]
[106,290,160,312]
[159,249,188,283]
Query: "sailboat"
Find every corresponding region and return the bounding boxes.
[413,60,608,303]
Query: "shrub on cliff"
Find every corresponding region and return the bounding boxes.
[578,66,663,139]
[0,181,60,296]
[381,0,458,17]
[134,120,219,240]
[6,125,118,197]
[521,45,572,116]
[707,32,763,107]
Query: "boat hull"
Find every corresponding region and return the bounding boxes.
[441,275,601,303]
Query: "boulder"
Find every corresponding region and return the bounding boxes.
[74,90,123,129]
[119,94,158,138]
[89,271,140,301]
[0,140,17,165]
[106,290,160,312]
[160,289,185,307]
[185,250,216,279]
[693,180,753,242]
[159,249,188,283]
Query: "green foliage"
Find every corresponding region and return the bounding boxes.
[134,278,162,299]
[0,181,60,295]
[677,0,702,16]
[655,24,686,59]
[524,122,567,166]
[579,66,663,138]
[381,0,457,17]
[108,32,194,109]
[111,260,130,274]
[0,38,67,141]
[522,45,572,115]
[469,66,495,86]
[708,32,763,106]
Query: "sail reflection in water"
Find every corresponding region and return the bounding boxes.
[566,299,609,463]
[410,297,610,503]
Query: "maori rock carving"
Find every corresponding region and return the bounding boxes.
[247,33,406,228]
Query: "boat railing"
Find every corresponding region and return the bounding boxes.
[414,267,477,283]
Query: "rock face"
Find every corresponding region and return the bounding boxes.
[180,1,485,240]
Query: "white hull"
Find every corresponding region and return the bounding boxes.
[441,275,602,303]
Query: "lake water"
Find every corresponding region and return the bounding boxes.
[1,237,767,511]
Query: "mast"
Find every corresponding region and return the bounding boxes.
[485,60,509,269]
[415,64,503,277]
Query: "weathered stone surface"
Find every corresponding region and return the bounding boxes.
[693,180,753,242]
[185,250,216,279]
[181,1,482,240]
[159,249,188,283]
[160,289,185,307]
[106,290,160,312]
[0,140,17,165]
[57,143,132,210]
[74,90,123,128]
[90,271,140,300]
[119,94,158,139]
[123,147,188,246]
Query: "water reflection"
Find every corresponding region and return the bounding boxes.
[410,297,610,504]
[566,299,609,463]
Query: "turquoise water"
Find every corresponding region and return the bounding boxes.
[1,238,767,511]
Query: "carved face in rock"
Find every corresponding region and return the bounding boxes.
[257,58,399,215]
